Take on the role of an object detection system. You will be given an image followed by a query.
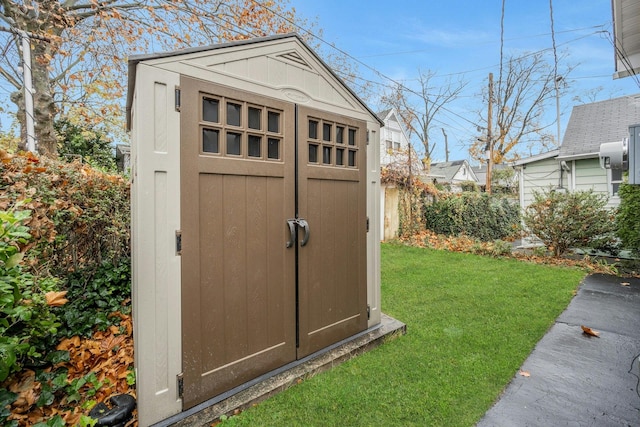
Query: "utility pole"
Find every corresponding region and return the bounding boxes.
[485,73,493,194]
[441,128,449,162]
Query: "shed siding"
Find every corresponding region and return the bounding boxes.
[367,126,382,326]
[153,44,367,122]
[131,65,182,425]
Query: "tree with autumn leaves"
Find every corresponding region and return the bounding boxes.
[0,0,312,157]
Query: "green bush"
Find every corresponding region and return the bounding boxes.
[0,207,61,381]
[617,183,640,254]
[423,193,520,241]
[522,189,617,257]
[56,119,118,173]
[0,152,131,381]
[460,181,478,192]
[55,258,131,338]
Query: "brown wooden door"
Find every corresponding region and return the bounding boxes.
[180,77,297,409]
[296,106,368,358]
[179,77,368,409]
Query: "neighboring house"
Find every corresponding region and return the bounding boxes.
[427,160,478,192]
[472,163,519,194]
[378,108,415,241]
[515,94,640,210]
[514,149,561,210]
[377,108,412,166]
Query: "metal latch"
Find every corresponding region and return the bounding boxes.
[176,230,182,255]
[175,87,181,112]
[177,373,184,399]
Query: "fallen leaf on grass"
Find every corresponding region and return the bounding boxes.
[518,370,531,377]
[581,325,600,337]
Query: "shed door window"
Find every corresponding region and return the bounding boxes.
[200,95,282,161]
[307,118,359,168]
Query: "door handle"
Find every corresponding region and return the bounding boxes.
[298,219,310,247]
[286,219,297,248]
[285,218,310,248]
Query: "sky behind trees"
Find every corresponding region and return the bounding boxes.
[2,0,638,162]
[292,0,640,162]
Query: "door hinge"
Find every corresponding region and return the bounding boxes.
[177,373,184,399]
[175,230,182,255]
[175,87,181,112]
[366,217,370,232]
[367,304,370,320]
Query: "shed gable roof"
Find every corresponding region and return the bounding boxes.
[559,94,640,158]
[126,33,383,129]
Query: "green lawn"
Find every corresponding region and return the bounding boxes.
[222,243,586,427]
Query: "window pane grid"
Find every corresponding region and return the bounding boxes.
[200,93,282,162]
[306,119,358,168]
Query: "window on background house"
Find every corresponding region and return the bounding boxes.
[610,168,623,196]
[394,141,400,151]
[386,140,393,151]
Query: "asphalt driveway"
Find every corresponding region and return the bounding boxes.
[477,273,640,427]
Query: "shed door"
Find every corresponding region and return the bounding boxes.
[296,106,368,358]
[180,76,367,409]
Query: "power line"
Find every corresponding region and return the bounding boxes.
[357,24,608,59]
[253,0,482,129]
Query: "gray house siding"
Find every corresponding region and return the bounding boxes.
[573,159,608,193]
[519,156,560,210]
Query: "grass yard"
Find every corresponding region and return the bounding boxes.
[221,243,586,427]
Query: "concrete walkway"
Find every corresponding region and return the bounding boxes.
[477,274,640,427]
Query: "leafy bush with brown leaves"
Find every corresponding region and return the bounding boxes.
[523,188,617,257]
[0,150,129,276]
[0,151,134,426]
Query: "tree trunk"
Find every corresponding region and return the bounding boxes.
[30,41,58,157]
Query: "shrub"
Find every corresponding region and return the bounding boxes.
[55,119,118,173]
[0,151,131,376]
[522,188,617,257]
[459,181,478,192]
[55,258,131,338]
[0,151,130,276]
[423,192,520,241]
[617,183,640,255]
[0,207,62,381]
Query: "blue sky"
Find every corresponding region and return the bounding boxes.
[292,0,640,163]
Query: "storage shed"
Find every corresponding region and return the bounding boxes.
[126,34,384,425]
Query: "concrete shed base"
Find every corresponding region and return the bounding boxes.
[152,314,406,427]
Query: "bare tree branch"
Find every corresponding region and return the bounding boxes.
[381,69,467,165]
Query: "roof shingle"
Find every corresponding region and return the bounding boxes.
[560,94,640,158]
